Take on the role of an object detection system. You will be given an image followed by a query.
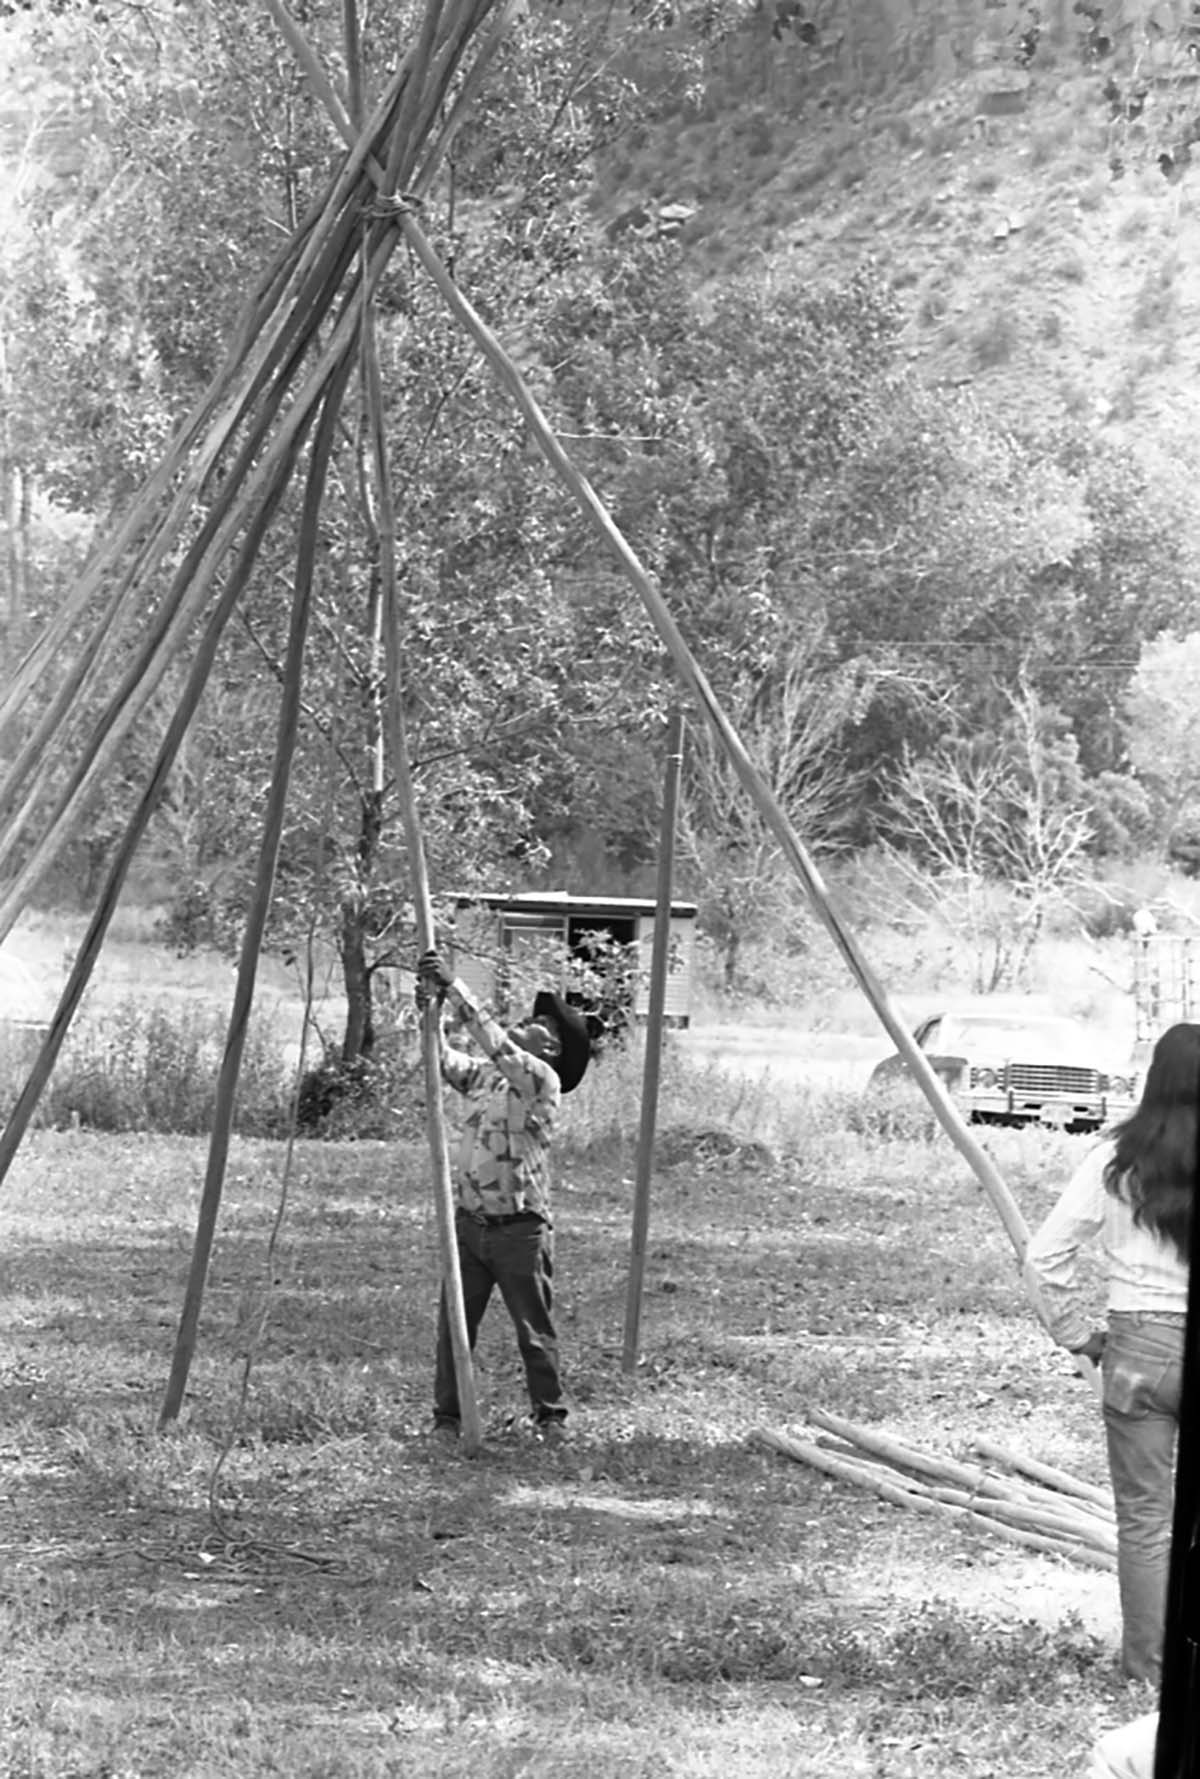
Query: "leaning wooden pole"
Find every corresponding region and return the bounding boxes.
[345,0,481,1453]
[0,152,334,746]
[261,8,1077,1369]
[0,18,444,799]
[0,415,314,1189]
[394,209,1079,1332]
[275,0,514,212]
[368,365,482,1457]
[0,347,325,895]
[0,294,369,949]
[622,706,685,1373]
[159,353,353,1427]
[0,2,508,1191]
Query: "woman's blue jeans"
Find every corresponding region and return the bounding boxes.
[1102,1311,1185,1683]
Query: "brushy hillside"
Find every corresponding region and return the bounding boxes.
[593,10,1200,557]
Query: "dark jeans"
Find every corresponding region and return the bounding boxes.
[434,1209,565,1428]
[1102,1310,1185,1684]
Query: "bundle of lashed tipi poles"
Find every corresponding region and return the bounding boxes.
[0,0,522,1440]
[0,0,512,1120]
[0,0,1100,1446]
[753,1408,1117,1571]
[0,3,512,1138]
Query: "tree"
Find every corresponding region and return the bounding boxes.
[1020,431,1200,779]
[10,0,1200,1061]
[677,639,875,991]
[1124,631,1200,857]
[539,254,905,694]
[882,684,1093,992]
[1,0,767,1063]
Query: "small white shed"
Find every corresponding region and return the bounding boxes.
[448,891,699,1029]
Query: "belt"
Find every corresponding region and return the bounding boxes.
[458,1207,538,1226]
[1109,1309,1187,1325]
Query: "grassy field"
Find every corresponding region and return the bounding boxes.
[0,1041,1157,1779]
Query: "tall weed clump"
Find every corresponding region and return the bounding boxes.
[15,1001,293,1136]
[558,1030,933,1171]
[295,1033,422,1140]
[562,1030,790,1166]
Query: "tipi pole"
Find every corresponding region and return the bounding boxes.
[159,351,355,1427]
[10,0,492,779]
[0,168,331,745]
[0,399,317,1188]
[0,345,323,888]
[361,315,483,1461]
[0,205,411,949]
[0,19,474,850]
[0,5,512,1175]
[342,0,364,124]
[384,0,447,190]
[0,34,426,752]
[392,211,1049,1288]
[342,0,481,1450]
[274,0,520,209]
[160,8,500,1418]
[622,706,685,1373]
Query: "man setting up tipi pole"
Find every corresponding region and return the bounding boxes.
[415,947,591,1447]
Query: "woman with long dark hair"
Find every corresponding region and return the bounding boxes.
[1026,1021,1200,1687]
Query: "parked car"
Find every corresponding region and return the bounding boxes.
[865,1003,1140,1134]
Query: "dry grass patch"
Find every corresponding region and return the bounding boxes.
[0,1095,1151,1777]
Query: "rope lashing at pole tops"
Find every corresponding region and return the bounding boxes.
[0,0,1088,1444]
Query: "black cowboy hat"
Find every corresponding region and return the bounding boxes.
[532,990,592,1094]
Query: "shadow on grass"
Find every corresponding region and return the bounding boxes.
[0,1129,1125,1776]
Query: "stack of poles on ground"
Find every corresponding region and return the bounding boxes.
[753,1409,1117,1572]
[0,0,1093,1443]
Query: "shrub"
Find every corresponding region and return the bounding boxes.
[843,1081,940,1144]
[563,1031,788,1165]
[1117,203,1153,240]
[925,120,963,157]
[838,150,868,189]
[740,111,774,158]
[1132,254,1179,333]
[12,1000,293,1137]
[0,995,433,1141]
[155,876,244,954]
[1086,771,1157,860]
[1029,119,1075,167]
[1077,169,1109,211]
[1050,244,1088,282]
[969,303,1019,368]
[1071,882,1143,940]
[296,1040,420,1140]
[918,282,950,326]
